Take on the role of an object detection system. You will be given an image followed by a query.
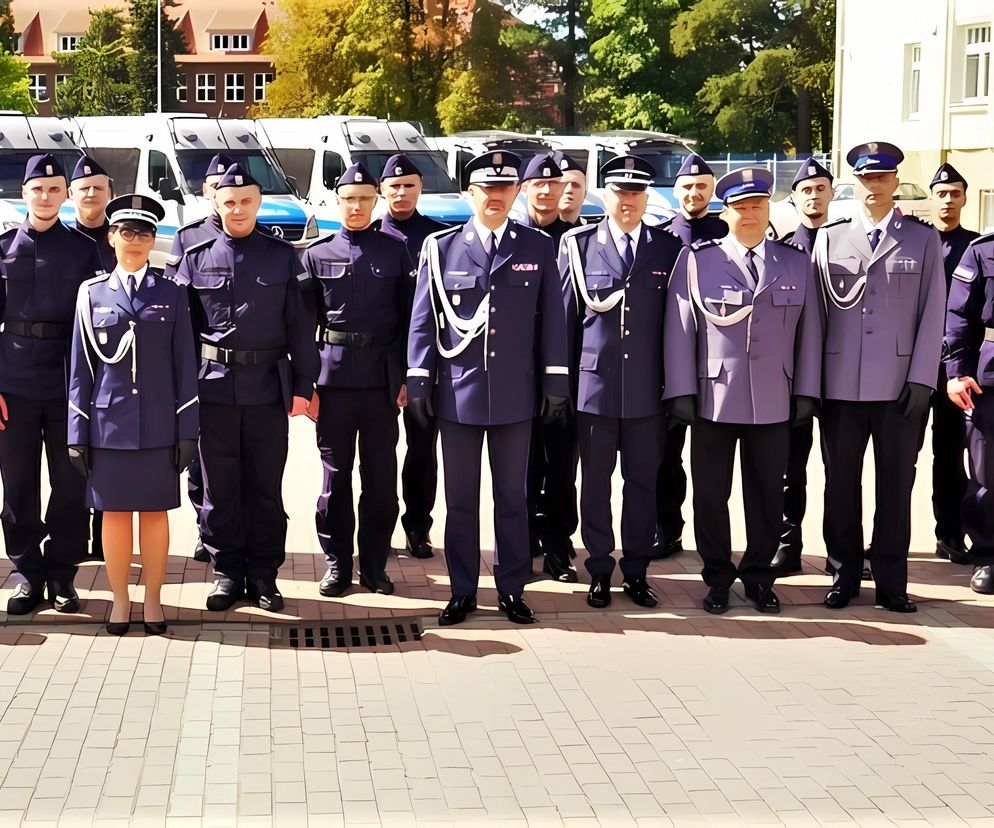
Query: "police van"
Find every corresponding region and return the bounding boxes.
[0,113,85,232]
[251,116,473,235]
[62,113,318,261]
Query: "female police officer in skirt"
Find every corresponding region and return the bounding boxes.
[67,195,199,635]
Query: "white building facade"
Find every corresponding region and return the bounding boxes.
[834,0,994,231]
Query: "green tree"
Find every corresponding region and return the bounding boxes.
[126,0,187,114]
[53,9,131,116]
[0,49,32,112]
[0,0,16,53]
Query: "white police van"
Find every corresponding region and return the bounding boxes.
[62,113,318,262]
[252,116,473,235]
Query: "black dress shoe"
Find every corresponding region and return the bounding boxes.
[586,574,612,608]
[359,573,395,595]
[438,595,477,626]
[7,583,46,615]
[205,577,244,612]
[824,583,860,609]
[649,534,683,560]
[105,622,130,636]
[948,544,978,566]
[542,543,579,583]
[971,565,994,594]
[319,568,353,598]
[862,562,873,581]
[498,594,537,624]
[744,584,780,614]
[247,577,284,613]
[703,586,729,615]
[876,595,917,613]
[405,531,433,560]
[771,547,803,574]
[48,581,80,614]
[193,541,211,563]
[622,577,658,608]
[143,620,168,636]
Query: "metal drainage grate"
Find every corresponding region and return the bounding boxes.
[270,620,423,649]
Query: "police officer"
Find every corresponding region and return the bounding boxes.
[0,154,102,614]
[407,150,570,626]
[303,162,414,597]
[654,153,729,561]
[378,152,448,561]
[554,151,587,226]
[814,142,945,612]
[69,156,115,272]
[771,157,834,574]
[945,220,994,594]
[664,168,822,614]
[520,154,580,581]
[68,194,198,635]
[929,163,978,564]
[165,152,235,564]
[173,164,319,613]
[563,155,683,608]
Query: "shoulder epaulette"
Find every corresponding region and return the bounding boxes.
[968,231,994,247]
[773,235,805,252]
[80,270,111,289]
[822,216,852,230]
[691,239,719,251]
[184,237,217,256]
[426,225,461,244]
[178,216,209,233]
[563,223,597,240]
[902,214,932,227]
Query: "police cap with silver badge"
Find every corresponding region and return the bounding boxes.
[380,153,420,181]
[23,153,66,183]
[930,162,967,191]
[552,150,584,174]
[206,153,236,179]
[791,156,833,190]
[106,193,166,228]
[335,161,378,190]
[846,141,904,176]
[675,153,714,179]
[71,155,109,182]
[715,167,774,203]
[521,153,564,183]
[465,150,522,186]
[214,163,261,191]
[600,154,654,191]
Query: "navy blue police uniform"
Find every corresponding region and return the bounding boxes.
[377,153,448,561]
[407,151,570,626]
[70,156,116,273]
[302,162,415,596]
[0,154,103,614]
[173,165,319,612]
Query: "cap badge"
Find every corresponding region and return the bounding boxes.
[356,172,363,182]
[624,158,634,170]
[690,164,699,174]
[84,165,92,175]
[234,175,243,186]
[494,153,502,165]
[742,169,753,182]
[45,165,53,175]
[543,168,550,177]
[132,196,142,209]
[218,164,226,173]
[560,159,568,169]
[394,166,403,176]
[868,142,879,153]
[807,165,816,175]
[940,171,948,180]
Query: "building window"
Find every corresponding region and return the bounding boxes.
[176,73,187,103]
[196,74,216,103]
[904,43,921,119]
[254,72,274,102]
[224,73,245,103]
[211,33,250,51]
[965,25,991,100]
[29,74,48,102]
[59,35,82,52]
[55,74,69,88]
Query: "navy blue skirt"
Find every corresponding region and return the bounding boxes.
[86,447,179,512]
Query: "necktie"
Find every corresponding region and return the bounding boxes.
[621,233,634,273]
[869,228,881,252]
[127,274,137,299]
[484,232,497,268]
[744,249,759,291]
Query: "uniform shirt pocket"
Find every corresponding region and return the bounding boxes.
[770,287,804,307]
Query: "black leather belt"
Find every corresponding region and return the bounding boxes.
[319,329,390,348]
[1,320,71,339]
[200,343,287,366]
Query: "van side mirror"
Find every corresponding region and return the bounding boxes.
[157,177,182,203]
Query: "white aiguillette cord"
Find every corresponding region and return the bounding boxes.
[426,234,491,366]
[817,235,867,310]
[76,289,138,383]
[687,248,756,349]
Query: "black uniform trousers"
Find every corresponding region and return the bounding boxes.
[0,394,88,587]
[962,391,994,565]
[691,418,789,589]
[199,402,289,581]
[438,417,532,599]
[316,386,399,579]
[779,420,814,554]
[187,455,205,538]
[527,414,579,554]
[821,400,927,601]
[401,406,438,540]
[655,420,687,543]
[577,412,662,580]
[931,389,967,545]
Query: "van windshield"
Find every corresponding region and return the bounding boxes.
[176,150,293,196]
[0,149,84,197]
[353,151,458,194]
[629,147,692,188]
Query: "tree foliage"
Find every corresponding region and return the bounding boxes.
[0,0,15,53]
[126,0,187,114]
[0,48,32,113]
[53,9,131,116]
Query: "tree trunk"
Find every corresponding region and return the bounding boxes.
[796,85,811,154]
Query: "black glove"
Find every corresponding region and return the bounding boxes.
[68,445,89,478]
[408,396,432,430]
[176,439,198,473]
[791,396,819,427]
[897,382,931,421]
[665,396,696,428]
[542,395,571,426]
